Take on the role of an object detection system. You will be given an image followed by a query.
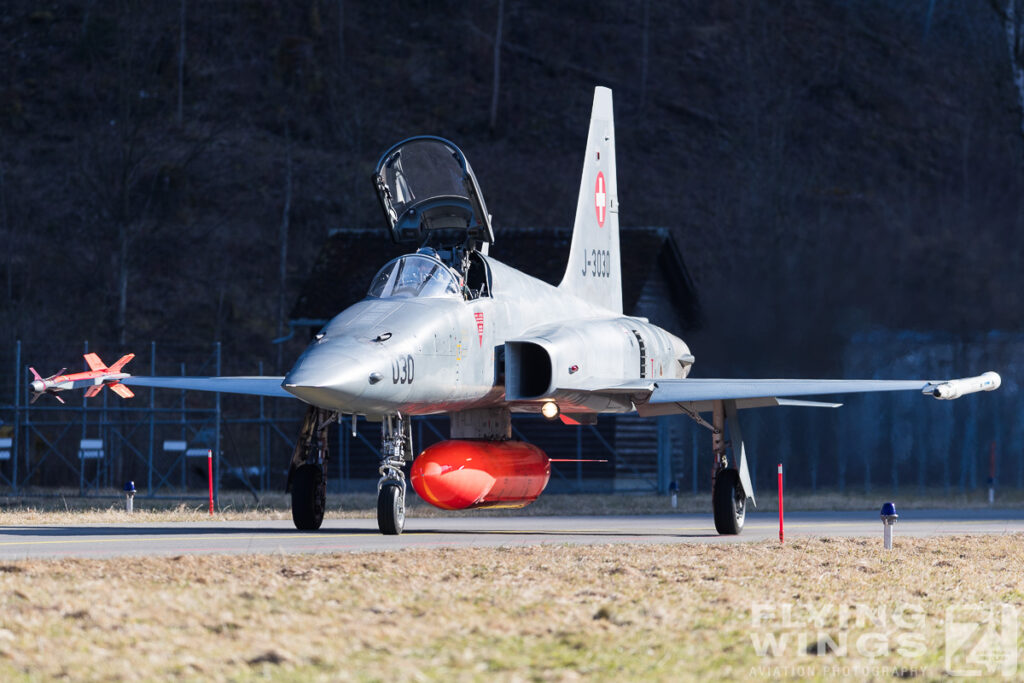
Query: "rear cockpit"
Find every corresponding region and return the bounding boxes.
[373,136,494,246]
[372,136,496,302]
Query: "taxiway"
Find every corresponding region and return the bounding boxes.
[2,509,1023,560]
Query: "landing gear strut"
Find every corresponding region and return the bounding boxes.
[288,406,337,530]
[710,400,744,534]
[377,413,412,535]
[706,399,751,535]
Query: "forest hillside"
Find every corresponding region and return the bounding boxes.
[2,0,1022,382]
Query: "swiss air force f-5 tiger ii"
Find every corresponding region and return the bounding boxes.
[59,87,1000,535]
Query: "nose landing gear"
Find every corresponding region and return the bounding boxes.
[378,414,413,535]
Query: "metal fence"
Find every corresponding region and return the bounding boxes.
[0,341,674,501]
[1,334,1020,502]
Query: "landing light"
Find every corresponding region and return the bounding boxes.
[541,401,559,420]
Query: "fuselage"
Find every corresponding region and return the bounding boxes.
[283,253,691,417]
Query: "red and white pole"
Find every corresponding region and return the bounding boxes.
[777,463,784,543]
[207,449,214,515]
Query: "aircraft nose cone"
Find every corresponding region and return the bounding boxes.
[30,380,44,393]
[283,349,374,408]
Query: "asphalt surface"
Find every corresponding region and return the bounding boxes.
[2,509,1023,560]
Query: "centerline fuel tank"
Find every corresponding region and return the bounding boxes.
[410,440,551,510]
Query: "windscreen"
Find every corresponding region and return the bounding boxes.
[367,255,461,299]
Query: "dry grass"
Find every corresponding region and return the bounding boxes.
[0,535,1022,681]
[2,488,1021,526]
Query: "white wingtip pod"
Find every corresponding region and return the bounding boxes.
[928,371,1001,400]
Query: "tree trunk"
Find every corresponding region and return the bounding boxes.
[337,0,344,72]
[489,0,504,132]
[994,0,1024,148]
[640,0,650,112]
[117,222,128,346]
[177,0,186,125]
[0,164,9,304]
[276,124,293,373]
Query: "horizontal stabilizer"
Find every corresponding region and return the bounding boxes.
[84,385,103,398]
[83,353,106,372]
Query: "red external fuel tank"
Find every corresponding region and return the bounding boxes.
[410,440,551,510]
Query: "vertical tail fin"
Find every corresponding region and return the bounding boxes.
[558,87,621,314]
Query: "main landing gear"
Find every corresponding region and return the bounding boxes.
[288,406,338,530]
[711,400,745,534]
[377,414,412,535]
[680,399,754,535]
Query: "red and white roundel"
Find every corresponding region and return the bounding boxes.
[594,172,606,227]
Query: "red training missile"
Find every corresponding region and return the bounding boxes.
[29,353,136,404]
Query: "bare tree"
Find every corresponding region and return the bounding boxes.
[640,0,650,112]
[489,0,504,132]
[276,124,293,373]
[177,0,186,125]
[990,0,1024,149]
[0,163,8,304]
[337,0,345,72]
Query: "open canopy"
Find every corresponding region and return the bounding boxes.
[372,136,494,245]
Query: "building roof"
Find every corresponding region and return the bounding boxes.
[291,227,700,329]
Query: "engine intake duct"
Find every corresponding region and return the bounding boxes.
[504,341,553,399]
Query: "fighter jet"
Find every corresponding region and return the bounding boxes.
[29,353,136,404]
[57,87,1000,535]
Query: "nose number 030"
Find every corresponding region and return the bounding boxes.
[392,355,415,384]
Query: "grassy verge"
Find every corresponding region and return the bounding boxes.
[0,536,1021,680]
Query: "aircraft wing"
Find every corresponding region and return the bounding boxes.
[121,376,294,399]
[559,373,1000,418]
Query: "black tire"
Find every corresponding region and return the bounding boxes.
[712,468,746,535]
[377,481,405,535]
[291,464,325,531]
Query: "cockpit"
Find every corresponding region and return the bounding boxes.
[367,254,462,300]
[370,136,495,302]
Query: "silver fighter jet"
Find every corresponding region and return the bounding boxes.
[102,87,999,535]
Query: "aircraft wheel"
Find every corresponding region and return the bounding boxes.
[291,464,326,531]
[712,468,745,535]
[377,481,405,535]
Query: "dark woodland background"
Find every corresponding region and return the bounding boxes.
[1,1,1022,492]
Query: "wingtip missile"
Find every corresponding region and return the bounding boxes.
[927,371,1001,400]
[27,353,135,403]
